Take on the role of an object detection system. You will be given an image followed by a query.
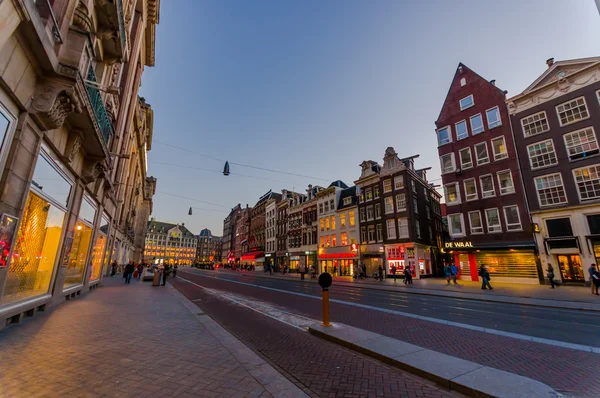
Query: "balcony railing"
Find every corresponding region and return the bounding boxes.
[116,0,127,51]
[34,0,64,43]
[85,65,112,144]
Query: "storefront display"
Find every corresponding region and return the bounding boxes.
[90,215,109,281]
[64,196,96,288]
[1,151,72,305]
[451,248,538,282]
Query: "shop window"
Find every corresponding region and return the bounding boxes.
[0,192,66,305]
[546,218,573,237]
[340,213,346,228]
[90,215,109,281]
[349,211,355,227]
[64,197,97,288]
[341,232,348,246]
[332,234,337,247]
[474,250,538,279]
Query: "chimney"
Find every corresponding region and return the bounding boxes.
[546,58,554,68]
[490,79,496,86]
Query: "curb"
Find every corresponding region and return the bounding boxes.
[308,324,561,398]
[228,271,600,312]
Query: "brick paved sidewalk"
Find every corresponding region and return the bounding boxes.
[0,277,305,398]
[220,268,600,310]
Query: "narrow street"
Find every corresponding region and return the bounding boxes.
[171,268,600,397]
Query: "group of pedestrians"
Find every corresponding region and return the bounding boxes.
[122,261,147,284]
[444,264,459,285]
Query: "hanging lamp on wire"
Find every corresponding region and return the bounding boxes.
[188,207,193,215]
[223,161,230,176]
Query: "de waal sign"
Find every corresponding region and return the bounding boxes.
[444,241,474,249]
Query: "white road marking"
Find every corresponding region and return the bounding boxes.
[179,271,600,354]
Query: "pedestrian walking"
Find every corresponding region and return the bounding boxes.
[299,263,306,280]
[404,266,413,284]
[479,264,493,290]
[110,261,117,277]
[592,268,600,296]
[450,263,459,285]
[590,264,598,295]
[391,264,397,282]
[124,261,135,284]
[333,265,337,276]
[162,264,170,286]
[546,264,556,289]
[377,264,384,282]
[362,263,367,279]
[444,264,451,284]
[173,264,178,278]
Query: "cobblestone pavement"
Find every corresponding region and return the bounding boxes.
[176,270,600,397]
[0,277,303,398]
[170,277,462,398]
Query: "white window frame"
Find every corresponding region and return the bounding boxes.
[563,126,599,161]
[470,113,484,135]
[394,176,404,190]
[479,174,495,198]
[491,136,508,161]
[437,126,451,146]
[573,164,600,202]
[383,179,392,193]
[396,193,406,212]
[485,208,502,233]
[597,90,600,106]
[343,197,351,205]
[527,139,558,170]
[448,213,465,237]
[444,182,461,205]
[397,218,409,238]
[521,110,550,138]
[386,219,396,240]
[534,173,567,207]
[460,95,474,111]
[497,169,515,195]
[459,147,473,169]
[503,205,522,231]
[486,106,502,129]
[0,102,18,173]
[463,178,478,201]
[440,153,456,174]
[415,220,421,239]
[556,96,590,127]
[468,211,484,234]
[474,142,490,165]
[384,196,394,214]
[455,120,468,140]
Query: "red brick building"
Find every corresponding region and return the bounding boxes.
[435,63,540,284]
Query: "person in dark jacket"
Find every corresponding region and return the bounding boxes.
[444,264,451,284]
[173,264,178,278]
[479,264,493,290]
[450,264,459,285]
[124,262,135,284]
[591,266,600,295]
[162,264,170,286]
[111,261,117,277]
[546,264,556,289]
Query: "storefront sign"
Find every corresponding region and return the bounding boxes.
[290,256,300,260]
[444,241,473,249]
[0,214,18,268]
[265,253,272,257]
[406,248,415,259]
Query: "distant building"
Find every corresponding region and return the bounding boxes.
[222,204,241,265]
[246,190,282,270]
[507,57,600,286]
[144,220,197,265]
[287,192,307,272]
[276,191,292,270]
[196,228,222,264]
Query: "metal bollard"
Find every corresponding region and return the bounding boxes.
[318,272,333,327]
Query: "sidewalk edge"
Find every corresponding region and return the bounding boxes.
[308,324,561,398]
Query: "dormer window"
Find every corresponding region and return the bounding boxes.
[460,95,474,111]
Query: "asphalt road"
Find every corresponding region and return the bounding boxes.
[180,268,600,348]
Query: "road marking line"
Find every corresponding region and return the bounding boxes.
[180,271,600,354]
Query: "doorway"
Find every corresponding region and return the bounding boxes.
[556,255,585,282]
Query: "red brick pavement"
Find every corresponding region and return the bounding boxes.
[176,270,599,397]
[170,277,462,398]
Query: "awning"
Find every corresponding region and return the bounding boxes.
[241,251,264,261]
[318,253,357,259]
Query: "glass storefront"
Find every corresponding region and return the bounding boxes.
[474,250,537,279]
[1,152,72,305]
[64,196,96,288]
[89,217,108,281]
[556,254,585,282]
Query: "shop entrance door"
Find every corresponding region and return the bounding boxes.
[557,255,585,282]
[458,254,471,280]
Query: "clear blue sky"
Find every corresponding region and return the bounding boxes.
[140,0,600,236]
